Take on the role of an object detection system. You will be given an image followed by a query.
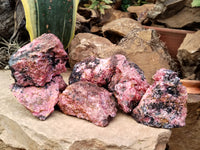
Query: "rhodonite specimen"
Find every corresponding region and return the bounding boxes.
[69,56,116,86]
[11,75,67,120]
[9,33,68,87]
[132,68,188,128]
[108,55,149,113]
[58,81,117,127]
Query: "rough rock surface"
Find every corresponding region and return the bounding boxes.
[177,30,200,80]
[108,55,149,113]
[168,94,200,150]
[58,81,117,127]
[132,69,188,128]
[147,0,186,19]
[0,0,15,39]
[0,70,171,150]
[69,56,115,86]
[116,28,172,83]
[156,7,200,29]
[11,75,67,121]
[9,33,68,87]
[102,18,142,44]
[68,33,117,68]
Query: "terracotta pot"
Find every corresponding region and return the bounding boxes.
[180,79,200,94]
[143,26,195,59]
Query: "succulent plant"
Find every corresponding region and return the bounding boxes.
[21,0,79,48]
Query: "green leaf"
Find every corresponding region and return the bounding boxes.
[21,0,79,48]
[104,0,113,4]
[192,0,200,7]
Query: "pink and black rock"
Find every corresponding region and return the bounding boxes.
[11,75,67,120]
[108,55,149,113]
[132,68,188,128]
[9,33,68,120]
[69,56,116,87]
[58,81,117,127]
[9,33,68,87]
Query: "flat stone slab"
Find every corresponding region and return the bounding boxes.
[0,70,171,150]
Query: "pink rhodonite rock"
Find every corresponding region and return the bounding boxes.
[58,81,117,127]
[11,75,67,120]
[108,55,149,113]
[69,56,116,86]
[132,68,188,128]
[9,33,68,87]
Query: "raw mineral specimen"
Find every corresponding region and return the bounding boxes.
[69,56,116,86]
[58,81,117,127]
[11,75,67,120]
[132,68,188,128]
[108,55,149,113]
[9,33,68,87]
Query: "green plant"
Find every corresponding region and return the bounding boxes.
[121,0,147,12]
[191,0,200,7]
[84,0,113,14]
[21,0,79,48]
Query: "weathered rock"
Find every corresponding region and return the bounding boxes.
[100,8,131,25]
[132,68,188,128]
[177,30,200,80]
[0,70,171,150]
[147,0,186,19]
[108,55,149,113]
[127,4,155,22]
[9,33,68,87]
[68,33,117,68]
[0,0,15,39]
[11,75,67,121]
[58,81,117,127]
[156,7,200,29]
[102,18,142,44]
[117,28,172,83]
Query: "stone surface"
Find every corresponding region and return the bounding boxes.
[147,0,186,19]
[156,7,200,29]
[168,94,200,150]
[117,28,172,83]
[69,56,115,86]
[0,70,171,150]
[108,55,149,113]
[132,68,188,128]
[11,75,67,121]
[127,4,155,22]
[177,30,200,80]
[9,33,68,87]
[0,0,15,39]
[102,18,142,44]
[69,29,172,83]
[68,33,118,68]
[58,81,117,127]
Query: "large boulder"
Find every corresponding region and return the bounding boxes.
[0,70,171,150]
[177,30,200,80]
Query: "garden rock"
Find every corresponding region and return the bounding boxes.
[68,33,118,68]
[0,70,171,150]
[116,28,172,83]
[177,30,200,80]
[102,18,142,44]
[147,0,186,19]
[157,7,200,29]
